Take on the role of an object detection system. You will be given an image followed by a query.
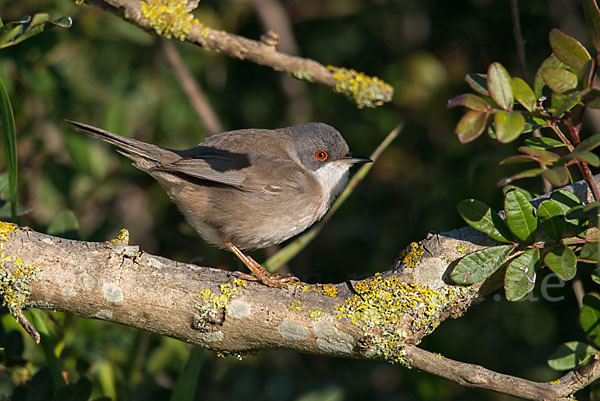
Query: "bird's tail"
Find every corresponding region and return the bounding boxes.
[65,120,179,167]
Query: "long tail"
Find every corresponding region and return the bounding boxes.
[65,120,179,166]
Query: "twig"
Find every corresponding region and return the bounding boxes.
[509,0,528,80]
[15,309,40,343]
[161,40,224,135]
[406,345,600,400]
[83,0,393,109]
[572,276,585,310]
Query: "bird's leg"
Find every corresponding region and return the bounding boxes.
[223,239,298,287]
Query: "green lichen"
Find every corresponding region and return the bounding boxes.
[335,273,470,364]
[140,0,209,41]
[292,70,314,82]
[194,278,246,332]
[327,65,394,108]
[308,308,323,321]
[456,245,468,254]
[0,222,41,317]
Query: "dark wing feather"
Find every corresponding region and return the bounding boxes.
[157,149,309,193]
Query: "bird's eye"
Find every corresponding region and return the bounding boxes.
[314,149,328,162]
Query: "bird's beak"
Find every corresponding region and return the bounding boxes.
[343,153,372,164]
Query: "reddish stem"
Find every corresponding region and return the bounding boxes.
[566,115,600,201]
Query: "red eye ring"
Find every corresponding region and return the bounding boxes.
[314,149,328,162]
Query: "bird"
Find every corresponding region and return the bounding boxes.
[66,120,371,287]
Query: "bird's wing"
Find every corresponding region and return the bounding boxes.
[156,148,310,193]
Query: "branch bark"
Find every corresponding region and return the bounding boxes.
[4,175,599,399]
[82,0,393,108]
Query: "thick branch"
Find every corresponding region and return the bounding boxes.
[3,175,598,398]
[82,0,393,108]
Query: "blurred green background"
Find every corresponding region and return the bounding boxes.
[0,0,596,400]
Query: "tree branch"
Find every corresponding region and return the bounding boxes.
[406,346,600,401]
[3,175,598,398]
[81,0,393,109]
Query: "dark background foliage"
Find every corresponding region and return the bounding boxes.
[0,0,594,400]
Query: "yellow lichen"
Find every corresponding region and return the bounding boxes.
[456,245,468,254]
[107,228,130,245]
[216,351,246,360]
[335,273,470,364]
[288,300,304,311]
[327,65,394,108]
[550,379,560,385]
[289,282,340,297]
[400,242,424,268]
[140,0,206,41]
[308,308,323,321]
[194,278,245,332]
[0,222,41,316]
[321,285,339,298]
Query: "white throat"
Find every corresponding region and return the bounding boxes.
[312,162,350,215]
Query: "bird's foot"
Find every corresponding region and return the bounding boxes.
[232,271,299,288]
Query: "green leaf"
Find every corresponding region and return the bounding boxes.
[505,189,537,242]
[523,137,567,149]
[0,24,21,47]
[575,133,600,152]
[577,59,595,89]
[544,245,577,280]
[561,150,600,167]
[465,73,489,96]
[446,94,489,111]
[454,110,488,143]
[551,91,580,118]
[47,210,80,240]
[0,14,72,49]
[487,62,513,110]
[521,115,548,133]
[592,265,600,284]
[504,248,539,301]
[550,189,582,215]
[518,146,560,164]
[457,199,512,243]
[450,245,515,284]
[534,55,564,98]
[537,200,566,240]
[499,155,544,165]
[0,76,17,220]
[547,341,597,370]
[580,242,599,262]
[549,28,592,70]
[511,77,537,112]
[542,166,570,187]
[541,67,578,93]
[494,111,525,143]
[581,294,600,347]
[583,0,600,52]
[566,205,586,220]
